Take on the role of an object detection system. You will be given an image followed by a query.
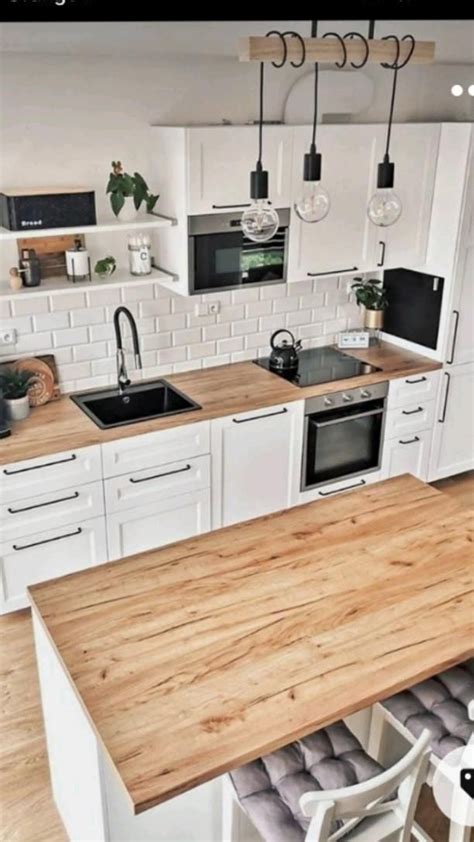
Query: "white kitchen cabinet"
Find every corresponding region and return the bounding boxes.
[211,401,303,528]
[0,517,107,614]
[106,489,211,561]
[0,480,105,544]
[429,364,474,480]
[382,429,431,481]
[186,125,293,215]
[295,470,383,505]
[288,125,382,281]
[105,456,210,514]
[0,445,102,505]
[370,124,440,270]
[384,399,436,440]
[102,421,210,479]
[387,369,440,409]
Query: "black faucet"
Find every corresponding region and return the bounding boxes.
[113,306,143,393]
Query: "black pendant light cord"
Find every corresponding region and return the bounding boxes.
[384,67,398,158]
[257,61,264,167]
[311,20,318,151]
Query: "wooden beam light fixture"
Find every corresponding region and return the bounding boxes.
[238,34,435,67]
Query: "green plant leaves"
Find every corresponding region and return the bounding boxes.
[146,193,160,213]
[350,277,387,311]
[106,164,158,216]
[110,191,125,217]
[0,367,37,399]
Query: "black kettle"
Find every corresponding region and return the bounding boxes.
[269,329,302,371]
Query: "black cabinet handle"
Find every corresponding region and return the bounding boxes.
[3,453,77,476]
[439,372,451,423]
[307,266,358,277]
[211,203,252,209]
[405,376,427,385]
[402,406,423,415]
[377,241,386,267]
[8,491,80,515]
[233,407,288,424]
[399,436,420,445]
[130,464,191,484]
[318,479,366,497]
[13,527,82,552]
[447,310,460,364]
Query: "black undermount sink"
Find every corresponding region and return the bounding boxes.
[70,380,201,429]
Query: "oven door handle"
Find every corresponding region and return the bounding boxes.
[310,407,385,428]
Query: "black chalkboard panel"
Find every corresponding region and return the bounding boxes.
[383,268,444,350]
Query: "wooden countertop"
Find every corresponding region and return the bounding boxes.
[29,474,473,815]
[1,341,440,465]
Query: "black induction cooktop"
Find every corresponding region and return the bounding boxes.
[254,346,382,388]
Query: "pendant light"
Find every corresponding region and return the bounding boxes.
[294,21,330,224]
[241,62,280,242]
[367,66,402,227]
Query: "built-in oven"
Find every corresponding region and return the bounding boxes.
[302,381,388,491]
[188,208,289,294]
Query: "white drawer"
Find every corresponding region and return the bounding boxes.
[0,445,102,505]
[0,481,105,543]
[105,455,210,514]
[388,370,440,409]
[384,400,436,439]
[382,428,432,482]
[101,420,210,479]
[0,516,108,615]
[298,471,382,504]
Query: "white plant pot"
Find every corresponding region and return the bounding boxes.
[5,395,30,422]
[117,197,138,223]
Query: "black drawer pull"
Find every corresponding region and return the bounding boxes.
[8,491,80,515]
[318,479,366,497]
[130,464,192,484]
[439,372,451,424]
[377,240,386,267]
[405,376,427,385]
[399,436,420,445]
[3,453,77,476]
[233,407,288,424]
[211,203,252,209]
[402,406,423,415]
[447,309,460,364]
[13,527,82,552]
[307,266,358,277]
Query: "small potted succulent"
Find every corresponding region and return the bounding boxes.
[351,277,388,331]
[106,161,159,221]
[94,255,117,279]
[0,367,37,421]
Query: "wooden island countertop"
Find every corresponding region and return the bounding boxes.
[1,340,441,465]
[29,474,473,816]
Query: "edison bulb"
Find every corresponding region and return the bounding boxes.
[294,181,330,223]
[241,200,279,243]
[367,188,402,227]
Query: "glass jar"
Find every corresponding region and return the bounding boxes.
[128,233,152,276]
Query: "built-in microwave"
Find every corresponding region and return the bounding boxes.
[188,208,290,295]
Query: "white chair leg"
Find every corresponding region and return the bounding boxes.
[368,703,388,763]
[448,820,472,842]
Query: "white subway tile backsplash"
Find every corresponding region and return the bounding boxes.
[53,327,89,347]
[188,341,215,360]
[231,318,259,337]
[71,307,105,327]
[172,327,201,346]
[33,311,68,332]
[12,297,49,316]
[74,342,108,362]
[5,274,359,392]
[51,292,86,311]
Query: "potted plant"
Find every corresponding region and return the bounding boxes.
[351,277,388,331]
[0,367,36,421]
[94,255,116,279]
[106,161,159,221]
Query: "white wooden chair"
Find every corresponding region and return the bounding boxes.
[368,666,474,842]
[224,722,431,842]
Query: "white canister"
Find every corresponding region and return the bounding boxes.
[66,241,91,282]
[128,233,152,276]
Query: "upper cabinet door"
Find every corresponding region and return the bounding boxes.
[372,124,440,270]
[287,125,382,282]
[447,140,474,366]
[186,126,293,215]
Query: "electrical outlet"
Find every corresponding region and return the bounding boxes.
[208,301,221,315]
[0,328,17,345]
[194,302,221,317]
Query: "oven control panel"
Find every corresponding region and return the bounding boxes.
[305,381,388,415]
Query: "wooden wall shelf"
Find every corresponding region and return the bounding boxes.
[238,37,435,66]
